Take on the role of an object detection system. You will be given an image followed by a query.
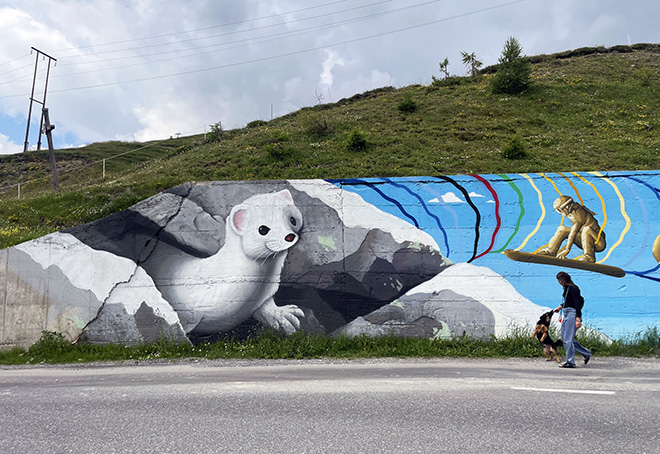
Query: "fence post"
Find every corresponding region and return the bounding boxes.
[103,159,106,179]
[18,183,21,200]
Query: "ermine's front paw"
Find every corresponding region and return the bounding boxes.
[256,303,304,334]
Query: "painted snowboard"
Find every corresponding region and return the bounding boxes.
[504,249,625,278]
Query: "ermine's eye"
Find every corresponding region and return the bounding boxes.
[259,225,270,235]
[290,217,297,226]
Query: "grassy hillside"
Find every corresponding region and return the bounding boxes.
[0,43,658,249]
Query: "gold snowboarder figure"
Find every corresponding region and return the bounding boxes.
[537,195,606,263]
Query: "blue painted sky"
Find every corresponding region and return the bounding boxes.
[334,172,660,339]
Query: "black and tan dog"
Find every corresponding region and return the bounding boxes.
[530,310,563,363]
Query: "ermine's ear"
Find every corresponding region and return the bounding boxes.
[229,206,247,236]
[277,189,293,203]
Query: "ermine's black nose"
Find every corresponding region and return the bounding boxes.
[285,234,296,242]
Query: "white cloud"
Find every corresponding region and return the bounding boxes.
[442,192,464,203]
[334,69,394,100]
[0,131,22,155]
[131,102,202,142]
[429,192,465,204]
[0,0,657,149]
[319,49,345,87]
[468,191,485,198]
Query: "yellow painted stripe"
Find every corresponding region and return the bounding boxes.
[571,172,607,251]
[541,172,566,230]
[558,172,584,205]
[589,171,631,263]
[570,172,606,260]
[541,172,563,196]
[516,174,546,251]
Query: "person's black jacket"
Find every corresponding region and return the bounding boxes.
[563,284,583,318]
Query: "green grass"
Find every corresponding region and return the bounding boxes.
[0,328,657,365]
[0,44,659,362]
[0,44,658,249]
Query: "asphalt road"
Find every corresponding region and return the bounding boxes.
[1,356,658,454]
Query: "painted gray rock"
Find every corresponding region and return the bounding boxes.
[338,263,548,339]
[0,180,452,347]
[4,232,187,348]
[0,179,553,348]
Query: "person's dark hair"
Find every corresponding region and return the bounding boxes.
[556,271,575,286]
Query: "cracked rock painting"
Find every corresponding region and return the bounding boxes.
[2,172,660,348]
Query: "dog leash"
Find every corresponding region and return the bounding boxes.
[558,287,567,323]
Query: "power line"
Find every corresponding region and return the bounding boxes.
[0,0,526,100]
[51,1,530,95]
[50,0,441,78]
[0,66,45,87]
[0,0,356,70]
[54,0,396,62]
[0,62,34,78]
[0,0,431,90]
[0,53,32,68]
[48,0,353,54]
[0,0,401,87]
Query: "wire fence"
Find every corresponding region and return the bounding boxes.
[0,126,207,201]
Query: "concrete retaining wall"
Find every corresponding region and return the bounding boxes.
[1,172,659,348]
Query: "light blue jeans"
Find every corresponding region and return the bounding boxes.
[560,307,591,366]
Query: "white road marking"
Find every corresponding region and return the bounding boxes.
[512,387,615,395]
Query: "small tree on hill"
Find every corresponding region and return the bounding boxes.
[461,51,482,78]
[491,36,532,94]
[431,58,452,85]
[439,58,450,79]
[502,132,527,159]
[206,121,225,143]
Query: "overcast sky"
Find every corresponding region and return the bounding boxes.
[0,0,657,155]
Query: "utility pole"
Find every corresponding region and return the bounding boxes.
[42,107,59,191]
[23,47,56,153]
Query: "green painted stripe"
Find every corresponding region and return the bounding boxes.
[492,174,525,253]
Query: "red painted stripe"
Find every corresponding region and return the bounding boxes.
[471,174,501,259]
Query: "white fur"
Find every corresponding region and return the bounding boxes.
[161,190,304,334]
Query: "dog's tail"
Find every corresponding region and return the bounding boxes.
[556,340,563,347]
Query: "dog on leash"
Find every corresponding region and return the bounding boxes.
[530,310,563,363]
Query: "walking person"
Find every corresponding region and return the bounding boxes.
[553,271,591,368]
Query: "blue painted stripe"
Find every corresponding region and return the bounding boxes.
[381,177,450,257]
[344,179,420,228]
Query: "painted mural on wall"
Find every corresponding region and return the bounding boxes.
[1,171,659,348]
